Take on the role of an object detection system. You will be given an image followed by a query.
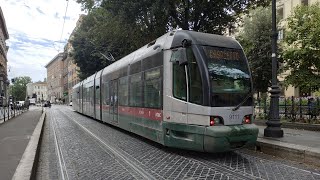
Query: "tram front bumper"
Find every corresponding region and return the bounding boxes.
[203,124,258,153]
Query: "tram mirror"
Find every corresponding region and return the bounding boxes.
[182,39,192,48]
[170,48,188,66]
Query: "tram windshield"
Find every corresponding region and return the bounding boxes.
[203,46,252,107]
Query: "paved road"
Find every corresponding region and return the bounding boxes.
[36,106,320,180]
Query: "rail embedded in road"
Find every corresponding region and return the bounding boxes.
[36,106,320,180]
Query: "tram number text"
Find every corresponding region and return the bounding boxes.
[229,114,240,120]
[155,113,162,118]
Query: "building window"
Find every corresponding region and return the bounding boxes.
[278,29,284,40]
[301,0,308,6]
[277,7,284,20]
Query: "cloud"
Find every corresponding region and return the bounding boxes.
[36,7,45,15]
[1,0,84,82]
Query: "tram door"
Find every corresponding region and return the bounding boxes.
[110,80,118,124]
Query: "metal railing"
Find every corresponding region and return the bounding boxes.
[255,96,320,123]
[0,105,28,123]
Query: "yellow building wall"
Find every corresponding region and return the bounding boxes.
[277,0,320,97]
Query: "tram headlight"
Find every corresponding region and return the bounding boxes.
[243,115,252,124]
[210,116,222,126]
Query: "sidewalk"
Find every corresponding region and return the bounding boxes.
[0,107,42,180]
[255,123,320,167]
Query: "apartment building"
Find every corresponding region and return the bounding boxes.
[26,82,48,102]
[0,7,9,100]
[62,51,80,103]
[277,0,320,97]
[62,15,84,103]
[45,53,64,103]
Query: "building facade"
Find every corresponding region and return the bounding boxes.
[45,53,64,103]
[0,7,9,100]
[277,0,320,97]
[26,82,48,102]
[46,15,83,104]
[62,45,80,104]
[62,15,84,103]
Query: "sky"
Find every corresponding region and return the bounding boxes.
[1,0,84,82]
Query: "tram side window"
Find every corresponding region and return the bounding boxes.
[103,82,109,105]
[95,85,100,105]
[85,87,88,104]
[129,73,143,107]
[89,86,94,105]
[172,50,187,101]
[187,48,203,104]
[144,68,161,108]
[118,77,129,106]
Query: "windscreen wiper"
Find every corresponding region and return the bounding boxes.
[232,92,252,111]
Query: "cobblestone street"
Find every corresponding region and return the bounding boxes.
[36,106,320,180]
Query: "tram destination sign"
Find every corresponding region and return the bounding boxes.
[204,48,240,61]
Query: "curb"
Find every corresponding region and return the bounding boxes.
[254,121,320,131]
[11,111,46,180]
[256,137,320,167]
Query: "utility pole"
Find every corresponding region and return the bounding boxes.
[264,0,284,138]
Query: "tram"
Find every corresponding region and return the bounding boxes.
[72,30,258,152]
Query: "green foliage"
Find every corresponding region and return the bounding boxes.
[314,90,320,97]
[282,3,320,93]
[238,6,276,94]
[9,76,32,101]
[73,0,270,80]
[71,8,126,80]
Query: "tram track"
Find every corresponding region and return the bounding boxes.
[58,108,254,179]
[57,108,158,180]
[54,107,320,180]
[51,112,70,180]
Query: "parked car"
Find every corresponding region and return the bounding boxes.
[43,101,51,107]
[16,101,25,107]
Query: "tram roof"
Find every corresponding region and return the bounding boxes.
[73,82,80,89]
[171,30,241,49]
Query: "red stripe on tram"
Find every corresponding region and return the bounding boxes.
[98,105,163,121]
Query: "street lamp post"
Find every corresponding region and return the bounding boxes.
[264,0,283,138]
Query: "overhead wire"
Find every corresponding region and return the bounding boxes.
[58,0,70,52]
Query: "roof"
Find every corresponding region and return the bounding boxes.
[171,30,241,49]
[45,53,64,68]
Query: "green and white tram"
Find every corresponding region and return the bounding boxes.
[72,30,258,152]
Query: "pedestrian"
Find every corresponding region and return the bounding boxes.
[25,99,30,110]
[308,98,316,120]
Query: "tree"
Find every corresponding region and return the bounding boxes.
[237,6,274,94]
[73,0,270,80]
[282,3,320,94]
[98,0,270,34]
[71,8,144,80]
[9,76,32,101]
